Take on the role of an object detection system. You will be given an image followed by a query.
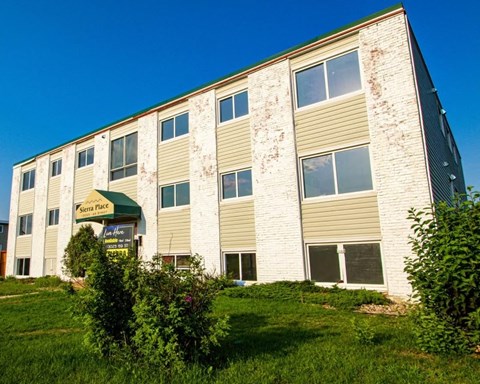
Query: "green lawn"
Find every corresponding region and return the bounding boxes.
[0,283,479,383]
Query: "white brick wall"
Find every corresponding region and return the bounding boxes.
[93,131,110,190]
[189,90,221,273]
[360,13,432,297]
[6,167,21,275]
[249,60,305,281]
[137,112,159,260]
[30,155,49,276]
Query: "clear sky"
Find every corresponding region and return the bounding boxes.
[0,0,479,221]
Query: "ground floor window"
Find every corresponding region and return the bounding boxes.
[224,252,257,281]
[161,254,191,270]
[16,258,31,276]
[308,243,384,285]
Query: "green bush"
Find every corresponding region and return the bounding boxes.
[74,247,229,370]
[34,276,65,288]
[351,318,376,345]
[406,188,480,354]
[63,224,98,278]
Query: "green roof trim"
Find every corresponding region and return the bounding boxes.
[15,3,403,167]
[75,189,141,224]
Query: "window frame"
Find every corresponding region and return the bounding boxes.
[221,168,253,200]
[159,181,190,209]
[77,147,95,169]
[21,169,35,191]
[51,159,62,177]
[301,145,373,200]
[306,242,385,288]
[160,112,189,142]
[16,257,31,276]
[161,254,191,270]
[218,90,249,124]
[48,208,60,226]
[18,214,33,236]
[110,132,138,181]
[294,49,363,110]
[223,251,257,281]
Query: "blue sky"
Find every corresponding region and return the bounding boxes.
[0,1,479,220]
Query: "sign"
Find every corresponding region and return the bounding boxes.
[76,190,114,221]
[101,224,135,253]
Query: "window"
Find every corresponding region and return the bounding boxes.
[161,254,191,270]
[219,90,249,123]
[295,50,361,108]
[51,159,62,177]
[222,169,252,199]
[160,181,190,208]
[48,208,60,226]
[224,252,257,281]
[16,258,31,276]
[161,112,189,141]
[78,147,94,168]
[0,225,3,233]
[21,169,35,191]
[18,214,32,236]
[308,243,384,285]
[302,146,372,198]
[111,132,138,181]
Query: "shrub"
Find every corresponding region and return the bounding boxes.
[406,188,480,354]
[351,318,376,345]
[63,224,98,278]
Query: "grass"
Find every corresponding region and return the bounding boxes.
[0,281,479,383]
[0,276,66,296]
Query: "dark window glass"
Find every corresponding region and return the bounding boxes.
[237,170,252,197]
[48,209,59,226]
[161,118,174,141]
[309,245,340,283]
[327,51,362,98]
[234,91,248,118]
[16,258,30,276]
[222,173,237,199]
[125,133,137,165]
[111,138,124,169]
[110,133,137,180]
[51,159,62,177]
[175,113,189,137]
[225,253,240,280]
[303,155,335,197]
[176,182,190,206]
[241,253,257,280]
[344,243,384,285]
[335,147,373,194]
[176,255,190,269]
[220,97,233,123]
[22,170,35,191]
[161,185,175,208]
[19,215,32,235]
[296,63,326,108]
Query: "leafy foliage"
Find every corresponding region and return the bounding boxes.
[63,224,98,278]
[221,280,389,310]
[351,318,376,345]
[406,188,480,354]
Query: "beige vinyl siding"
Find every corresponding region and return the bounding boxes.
[74,167,93,202]
[220,200,255,249]
[290,33,359,70]
[76,138,94,152]
[216,78,248,100]
[158,136,189,184]
[302,194,380,240]
[15,236,32,257]
[109,176,138,201]
[217,118,252,172]
[158,208,190,253]
[44,258,57,276]
[110,120,138,140]
[295,93,369,154]
[50,152,62,161]
[44,228,58,258]
[18,190,34,214]
[48,176,61,208]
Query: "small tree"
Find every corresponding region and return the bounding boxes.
[406,188,480,354]
[63,224,98,278]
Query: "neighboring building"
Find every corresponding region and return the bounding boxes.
[0,220,8,252]
[6,4,465,296]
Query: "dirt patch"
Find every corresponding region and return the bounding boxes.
[357,301,412,316]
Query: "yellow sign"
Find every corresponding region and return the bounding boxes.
[76,190,115,221]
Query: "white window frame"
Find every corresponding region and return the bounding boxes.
[160,112,189,142]
[78,147,94,169]
[223,251,257,281]
[16,257,31,276]
[21,169,35,191]
[161,254,191,270]
[293,49,363,110]
[218,90,249,124]
[221,168,253,200]
[48,208,60,226]
[110,132,138,181]
[306,242,386,289]
[51,159,62,177]
[159,181,190,209]
[18,214,33,236]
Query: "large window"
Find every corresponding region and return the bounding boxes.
[302,146,372,198]
[308,243,384,285]
[161,112,189,141]
[48,208,60,226]
[224,252,257,281]
[111,132,138,181]
[160,181,190,208]
[51,159,62,177]
[18,214,33,236]
[219,90,249,123]
[162,254,191,270]
[16,258,31,276]
[21,169,35,191]
[78,147,94,168]
[222,169,252,199]
[295,50,361,108]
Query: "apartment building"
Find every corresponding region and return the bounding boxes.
[6,4,465,297]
